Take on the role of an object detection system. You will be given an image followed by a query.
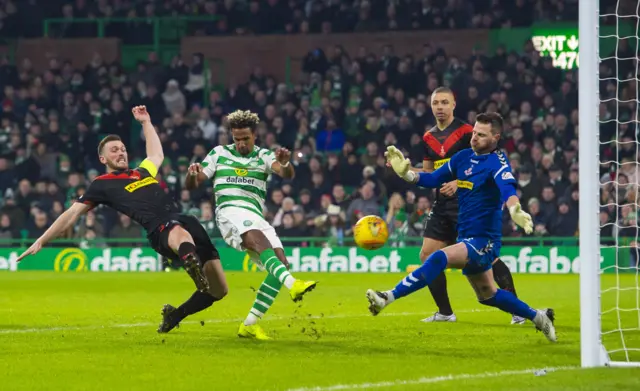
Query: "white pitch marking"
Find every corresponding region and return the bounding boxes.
[282,366,580,391]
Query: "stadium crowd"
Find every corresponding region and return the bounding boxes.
[0,0,634,250]
[0,0,581,40]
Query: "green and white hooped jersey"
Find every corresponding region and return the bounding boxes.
[201,144,275,218]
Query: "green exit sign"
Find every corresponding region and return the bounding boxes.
[531,29,579,69]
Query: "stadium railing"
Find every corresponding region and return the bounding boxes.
[43,16,221,46]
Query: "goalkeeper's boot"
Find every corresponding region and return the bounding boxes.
[289,279,318,302]
[421,312,457,323]
[158,304,181,333]
[366,289,391,316]
[533,308,557,342]
[183,253,209,293]
[238,323,272,341]
[511,315,526,325]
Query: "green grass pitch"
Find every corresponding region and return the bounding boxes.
[1,271,639,390]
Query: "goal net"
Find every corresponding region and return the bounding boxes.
[582,0,640,367]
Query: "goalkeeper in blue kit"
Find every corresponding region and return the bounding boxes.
[367,112,556,342]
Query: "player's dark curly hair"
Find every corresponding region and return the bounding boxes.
[476,112,504,134]
[226,110,260,131]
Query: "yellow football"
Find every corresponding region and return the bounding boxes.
[353,215,389,250]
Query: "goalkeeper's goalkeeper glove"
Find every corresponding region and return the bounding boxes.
[385,146,417,182]
[509,203,533,234]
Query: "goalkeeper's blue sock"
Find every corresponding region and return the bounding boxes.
[480,289,537,320]
[391,250,448,300]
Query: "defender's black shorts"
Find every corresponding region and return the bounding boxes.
[422,202,458,244]
[147,214,219,265]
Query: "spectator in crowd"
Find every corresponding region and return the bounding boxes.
[15,179,37,218]
[109,214,142,247]
[346,181,381,225]
[162,79,186,116]
[184,53,209,107]
[548,198,578,237]
[276,211,308,247]
[313,205,347,247]
[517,164,542,207]
[27,210,50,239]
[388,210,410,248]
[199,201,218,237]
[76,210,105,240]
[385,192,406,232]
[408,195,431,234]
[273,197,296,228]
[0,213,19,247]
[0,158,16,196]
[175,187,195,212]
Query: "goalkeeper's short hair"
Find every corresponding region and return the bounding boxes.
[476,112,504,134]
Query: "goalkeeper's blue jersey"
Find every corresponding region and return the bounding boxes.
[419,148,517,242]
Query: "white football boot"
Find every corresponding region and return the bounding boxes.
[420,312,458,322]
[366,290,391,316]
[533,308,557,342]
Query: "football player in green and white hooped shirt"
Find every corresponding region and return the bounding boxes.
[185,110,318,340]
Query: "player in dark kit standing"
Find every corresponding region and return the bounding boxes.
[16,106,229,333]
[418,87,523,324]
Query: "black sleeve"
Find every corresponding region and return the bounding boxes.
[423,141,434,161]
[461,130,473,149]
[77,180,106,208]
[136,166,152,178]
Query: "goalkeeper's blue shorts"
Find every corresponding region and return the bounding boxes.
[458,237,501,276]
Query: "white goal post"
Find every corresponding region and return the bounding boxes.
[579,0,602,368]
[580,0,640,368]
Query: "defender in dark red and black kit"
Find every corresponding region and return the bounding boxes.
[418,87,523,325]
[16,106,228,334]
[422,117,473,243]
[77,160,217,280]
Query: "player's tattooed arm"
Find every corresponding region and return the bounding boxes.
[16,202,91,262]
[132,105,164,170]
[185,163,208,190]
[272,147,295,179]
